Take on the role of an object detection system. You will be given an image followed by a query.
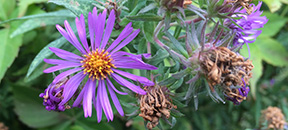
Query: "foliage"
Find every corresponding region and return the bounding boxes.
[0,0,288,130]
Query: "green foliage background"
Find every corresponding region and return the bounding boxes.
[0,0,288,129]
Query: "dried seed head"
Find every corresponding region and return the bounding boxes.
[226,0,253,14]
[0,122,8,130]
[161,0,192,11]
[260,107,287,130]
[139,85,175,130]
[223,80,249,105]
[200,47,253,90]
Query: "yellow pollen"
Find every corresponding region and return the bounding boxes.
[81,50,115,80]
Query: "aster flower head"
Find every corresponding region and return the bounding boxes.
[39,77,69,111]
[228,1,268,46]
[43,7,157,122]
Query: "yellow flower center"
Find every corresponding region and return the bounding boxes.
[81,49,115,80]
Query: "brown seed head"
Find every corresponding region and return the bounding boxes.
[200,47,253,91]
[139,85,175,130]
[0,122,9,130]
[260,106,287,130]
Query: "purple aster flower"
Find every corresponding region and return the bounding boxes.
[228,1,268,47]
[43,7,157,122]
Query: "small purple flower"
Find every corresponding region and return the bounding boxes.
[43,7,157,122]
[228,1,268,46]
[39,78,69,111]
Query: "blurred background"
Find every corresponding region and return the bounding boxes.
[0,0,288,129]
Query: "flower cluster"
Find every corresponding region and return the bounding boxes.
[41,7,156,122]
[39,0,268,126]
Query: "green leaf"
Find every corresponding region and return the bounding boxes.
[0,0,16,20]
[18,0,48,17]
[142,21,155,43]
[145,49,169,65]
[0,27,22,82]
[126,14,163,22]
[0,10,75,25]
[48,0,96,17]
[240,43,263,98]
[13,86,65,128]
[261,12,288,37]
[75,119,114,130]
[262,0,282,13]
[255,36,288,67]
[10,17,74,38]
[26,37,67,79]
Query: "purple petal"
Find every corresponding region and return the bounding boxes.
[107,82,124,116]
[99,80,114,121]
[64,20,86,54]
[88,12,95,51]
[72,82,86,107]
[106,23,133,52]
[59,72,86,105]
[112,56,157,70]
[56,24,73,44]
[110,29,140,54]
[113,69,154,86]
[44,59,79,65]
[106,78,127,95]
[100,9,115,49]
[83,79,93,117]
[111,73,146,95]
[49,47,83,61]
[76,14,89,53]
[53,67,82,84]
[43,63,82,73]
[96,84,103,122]
[111,51,151,59]
[94,9,107,49]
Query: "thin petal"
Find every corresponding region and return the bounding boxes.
[106,23,133,52]
[64,20,86,54]
[88,12,95,51]
[44,59,79,65]
[83,79,93,117]
[94,10,107,49]
[56,24,73,43]
[100,9,115,49]
[76,15,89,53]
[106,78,127,95]
[96,84,103,122]
[111,73,146,95]
[99,80,114,121]
[49,47,83,61]
[113,69,154,86]
[53,67,82,84]
[107,83,124,116]
[60,72,86,105]
[43,63,82,73]
[110,29,140,54]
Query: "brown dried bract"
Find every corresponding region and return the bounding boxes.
[226,0,253,14]
[0,122,8,130]
[200,47,253,91]
[260,107,287,130]
[139,86,176,130]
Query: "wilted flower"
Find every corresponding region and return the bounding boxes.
[200,47,253,90]
[260,107,287,129]
[43,7,156,122]
[39,77,69,111]
[139,85,176,130]
[228,1,268,46]
[223,80,249,105]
